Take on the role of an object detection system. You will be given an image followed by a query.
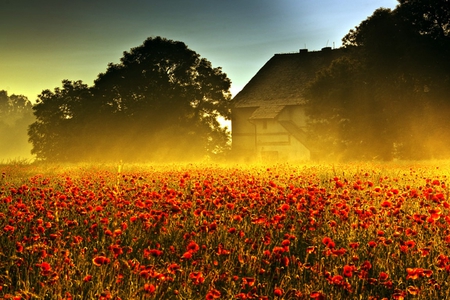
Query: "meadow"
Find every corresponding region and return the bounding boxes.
[1,161,450,299]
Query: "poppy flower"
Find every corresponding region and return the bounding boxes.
[93,256,110,266]
[143,283,156,294]
[186,241,200,253]
[349,242,359,249]
[322,237,335,249]
[3,225,14,232]
[217,244,231,255]
[378,272,389,281]
[36,262,52,275]
[16,242,23,253]
[274,287,284,296]
[343,265,355,277]
[367,241,377,248]
[206,288,221,299]
[310,291,325,300]
[280,203,290,212]
[407,286,420,295]
[281,256,289,267]
[242,277,255,287]
[361,260,372,271]
[406,268,426,280]
[306,246,316,254]
[189,271,204,285]
[405,240,416,248]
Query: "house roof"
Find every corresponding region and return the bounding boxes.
[233,48,344,108]
[248,105,285,120]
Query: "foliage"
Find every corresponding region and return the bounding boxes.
[29,37,232,162]
[306,2,450,161]
[0,91,35,161]
[2,162,450,299]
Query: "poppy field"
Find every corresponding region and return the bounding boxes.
[1,162,450,299]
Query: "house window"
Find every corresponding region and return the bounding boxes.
[262,120,267,129]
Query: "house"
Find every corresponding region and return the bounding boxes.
[231,47,343,161]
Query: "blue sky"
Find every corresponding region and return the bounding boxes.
[1,0,398,101]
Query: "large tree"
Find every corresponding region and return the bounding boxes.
[29,37,232,162]
[306,1,450,161]
[0,91,35,161]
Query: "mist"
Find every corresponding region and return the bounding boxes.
[0,91,35,163]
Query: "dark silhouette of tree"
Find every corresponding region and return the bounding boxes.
[306,2,450,161]
[396,0,450,40]
[28,80,93,161]
[0,91,34,161]
[29,37,232,162]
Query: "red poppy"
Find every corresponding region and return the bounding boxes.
[310,291,325,300]
[361,260,372,271]
[322,237,335,249]
[281,256,289,267]
[167,263,180,274]
[349,242,359,249]
[93,256,110,266]
[274,287,284,296]
[406,268,424,280]
[405,240,416,248]
[281,239,290,247]
[280,203,290,212]
[306,246,316,254]
[186,241,200,253]
[144,283,156,294]
[331,275,343,285]
[343,265,355,277]
[189,271,204,285]
[206,288,221,299]
[4,225,14,232]
[379,272,389,281]
[37,262,52,272]
[407,286,420,295]
[217,244,231,255]
[242,277,255,287]
[367,241,377,248]
[381,201,392,208]
[16,242,23,253]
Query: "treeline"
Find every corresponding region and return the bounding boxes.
[305,0,450,161]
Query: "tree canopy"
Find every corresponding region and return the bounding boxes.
[306,1,450,161]
[29,37,232,162]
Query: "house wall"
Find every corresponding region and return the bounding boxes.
[258,138,310,161]
[231,107,256,159]
[278,106,307,128]
[232,106,310,162]
[256,118,310,161]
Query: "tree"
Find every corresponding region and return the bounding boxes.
[396,0,450,40]
[0,91,35,161]
[306,2,450,161]
[29,37,232,162]
[28,80,93,161]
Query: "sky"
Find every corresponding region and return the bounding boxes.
[1,0,399,102]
